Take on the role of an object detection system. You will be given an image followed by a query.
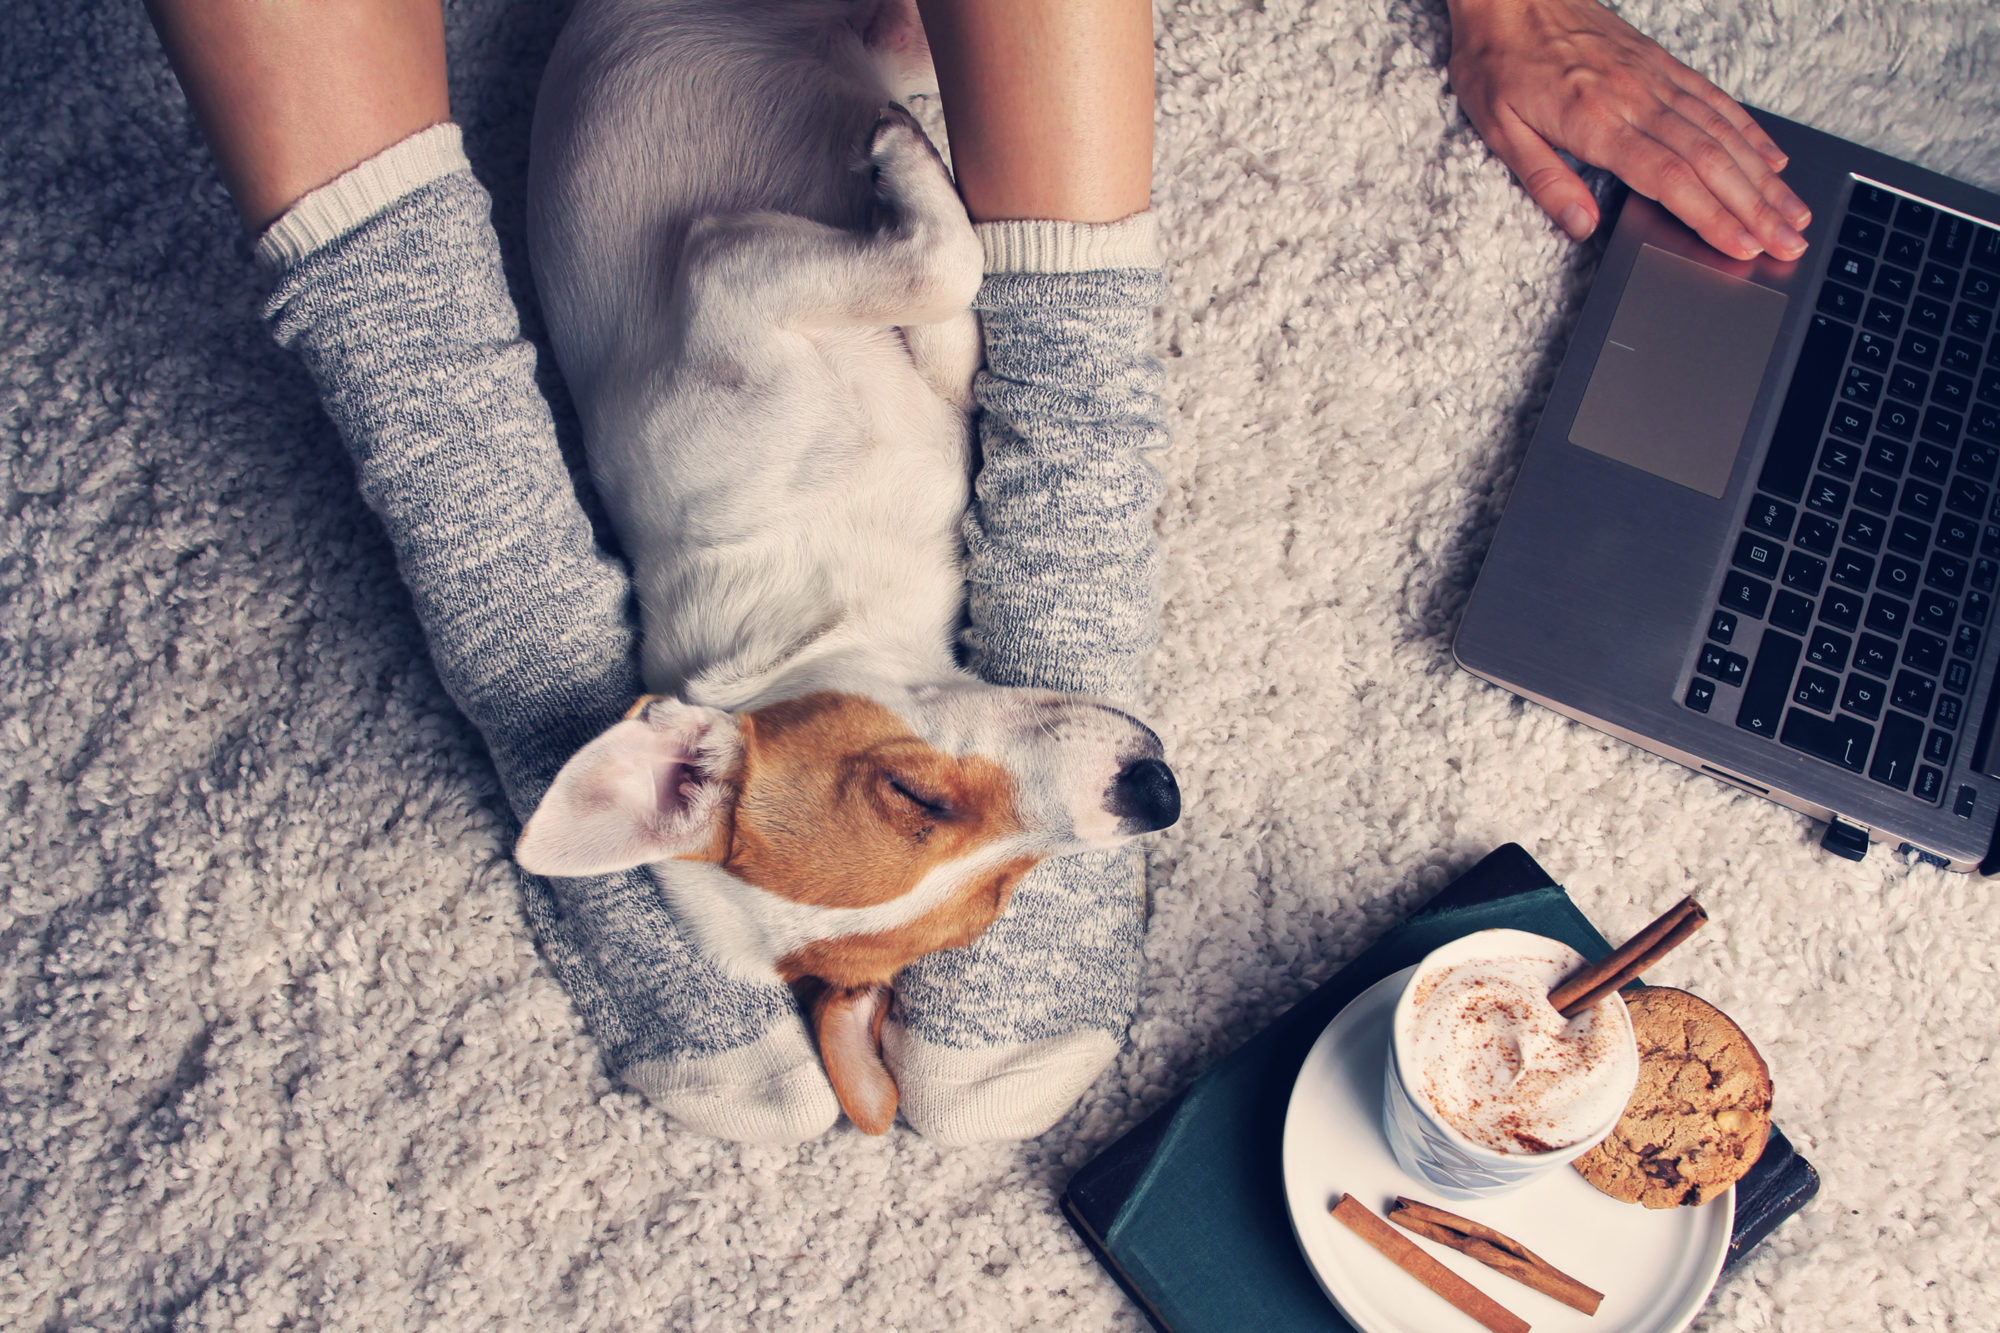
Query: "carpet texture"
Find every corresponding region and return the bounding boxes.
[5,1,1998,1328]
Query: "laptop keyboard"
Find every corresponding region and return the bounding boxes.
[1684,180,2000,814]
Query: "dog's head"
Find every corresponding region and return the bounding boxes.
[514,685,1178,981]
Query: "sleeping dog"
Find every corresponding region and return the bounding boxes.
[516,0,1179,1133]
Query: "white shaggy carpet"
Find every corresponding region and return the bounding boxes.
[5,1,1999,1328]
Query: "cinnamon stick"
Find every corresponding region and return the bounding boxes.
[1388,1197,1604,1316]
[1329,1194,1530,1333]
[1547,895,1707,1018]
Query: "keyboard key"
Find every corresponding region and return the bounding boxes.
[1771,590,1815,635]
[1699,643,1749,686]
[1796,512,1841,554]
[1888,515,1932,558]
[1866,438,1910,476]
[1854,633,1898,677]
[1866,593,1911,635]
[1807,475,1851,516]
[1831,549,1875,589]
[1962,269,1999,309]
[1938,514,1979,554]
[1964,589,1989,626]
[1851,183,1897,221]
[1973,405,2000,445]
[1710,608,1738,644]
[1961,439,1999,479]
[1821,586,1866,629]
[1899,478,1942,520]
[1855,472,1898,513]
[1953,304,1993,341]
[1818,281,1866,321]
[1877,553,1921,596]
[1900,329,1941,369]
[1842,673,1886,719]
[1933,214,1974,267]
[1883,229,1925,265]
[1976,224,2000,268]
[1887,364,1930,403]
[1915,764,1946,805]
[1912,441,1955,481]
[1794,667,1840,712]
[1877,401,1920,440]
[1896,199,1937,235]
[1869,710,1925,790]
[1914,590,1958,634]
[1830,403,1874,441]
[1903,630,1947,674]
[1686,677,1716,713]
[1842,366,1883,407]
[1853,332,1896,371]
[1722,570,1773,617]
[1841,510,1885,552]
[1783,707,1873,771]
[1937,694,1966,730]
[1941,336,1982,375]
[1873,266,1915,302]
[1807,625,1852,671]
[1926,550,1969,594]
[1821,437,1863,478]
[1936,372,1974,413]
[1974,557,1999,591]
[1829,248,1875,286]
[1736,629,1801,738]
[1948,476,1990,516]
[1746,494,1796,539]
[1782,552,1827,596]
[1983,368,2000,404]
[1911,294,1951,334]
[1955,783,1978,817]
[1921,405,1963,446]
[1925,729,1954,766]
[1841,213,1887,253]
[1953,622,1981,658]
[1945,658,1974,693]
[1892,671,1937,716]
[1760,315,1853,500]
[1734,531,1785,578]
[1920,263,1960,301]
[1864,298,1904,336]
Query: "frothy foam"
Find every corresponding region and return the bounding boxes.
[1398,950,1639,1155]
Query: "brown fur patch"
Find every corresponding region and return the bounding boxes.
[724,691,1025,914]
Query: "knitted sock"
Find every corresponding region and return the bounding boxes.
[259,125,837,1143]
[883,215,1168,1143]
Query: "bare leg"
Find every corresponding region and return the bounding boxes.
[914,0,1154,223]
[143,0,449,230]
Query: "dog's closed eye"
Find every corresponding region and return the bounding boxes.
[884,772,952,819]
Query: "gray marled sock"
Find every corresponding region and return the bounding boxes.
[261,143,836,1142]
[886,266,1167,1144]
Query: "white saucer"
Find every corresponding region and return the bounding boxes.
[1281,967,1731,1333]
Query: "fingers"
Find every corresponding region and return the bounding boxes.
[1660,70,1812,230]
[1479,106,1601,241]
[1643,99,1810,260]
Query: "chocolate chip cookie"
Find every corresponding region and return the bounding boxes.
[1573,986,1772,1208]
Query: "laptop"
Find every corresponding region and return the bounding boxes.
[1456,106,2000,870]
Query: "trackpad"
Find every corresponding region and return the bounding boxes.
[1569,244,1788,498]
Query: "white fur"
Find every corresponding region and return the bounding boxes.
[522,0,1175,982]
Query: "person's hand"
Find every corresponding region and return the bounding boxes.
[1445,0,1810,261]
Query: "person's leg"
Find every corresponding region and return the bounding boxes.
[888,0,1169,1143]
[146,2,837,1141]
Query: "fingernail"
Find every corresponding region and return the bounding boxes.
[1559,203,1595,240]
[1786,202,1813,229]
[1777,224,1809,258]
[1735,230,1763,259]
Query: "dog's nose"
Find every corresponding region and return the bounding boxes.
[1109,757,1180,834]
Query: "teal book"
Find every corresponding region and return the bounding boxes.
[1063,845,1819,1332]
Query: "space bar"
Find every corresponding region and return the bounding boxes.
[1735,628,1801,738]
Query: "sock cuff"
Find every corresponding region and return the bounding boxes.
[256,122,470,271]
[976,212,1160,274]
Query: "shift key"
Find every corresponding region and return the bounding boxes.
[1735,628,1802,738]
[1781,708,1874,773]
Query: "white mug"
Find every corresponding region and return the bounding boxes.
[1382,929,1636,1199]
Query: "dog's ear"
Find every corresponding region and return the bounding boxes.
[515,697,743,878]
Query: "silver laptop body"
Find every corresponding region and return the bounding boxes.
[1457,107,2000,869]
